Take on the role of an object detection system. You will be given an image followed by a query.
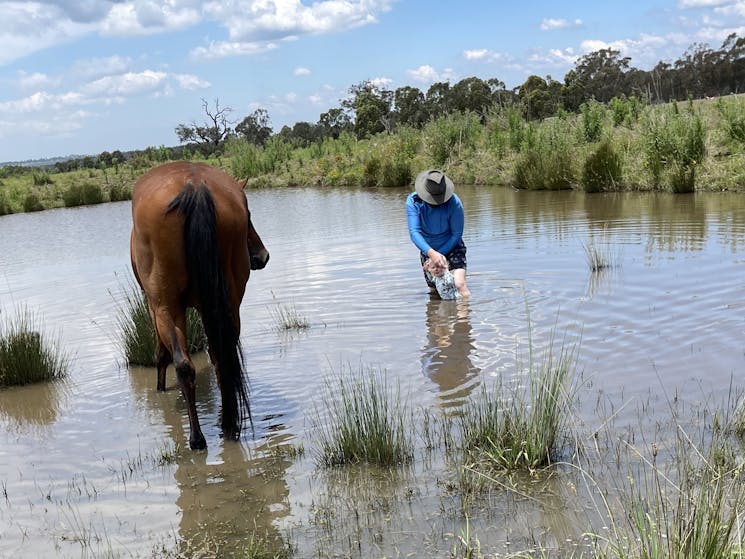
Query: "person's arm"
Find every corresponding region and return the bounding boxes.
[406,195,432,254]
[436,197,464,256]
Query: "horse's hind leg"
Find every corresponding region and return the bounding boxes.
[208,347,239,441]
[155,340,171,392]
[155,307,206,450]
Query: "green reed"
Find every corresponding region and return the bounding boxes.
[268,293,310,332]
[115,279,206,366]
[513,119,576,190]
[457,331,576,473]
[0,306,68,387]
[591,423,744,559]
[314,367,414,467]
[582,137,623,192]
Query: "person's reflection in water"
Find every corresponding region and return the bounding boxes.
[421,297,480,408]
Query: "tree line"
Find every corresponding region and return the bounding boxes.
[4,31,739,176]
[176,32,745,153]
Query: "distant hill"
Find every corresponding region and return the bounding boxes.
[0,155,88,169]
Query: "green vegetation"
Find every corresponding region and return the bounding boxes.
[0,307,68,387]
[314,367,414,467]
[114,279,207,366]
[457,332,576,473]
[268,293,310,332]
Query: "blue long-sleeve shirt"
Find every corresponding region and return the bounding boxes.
[406,192,464,256]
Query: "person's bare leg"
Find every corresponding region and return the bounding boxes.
[452,268,470,298]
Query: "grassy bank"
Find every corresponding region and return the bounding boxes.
[2,94,745,217]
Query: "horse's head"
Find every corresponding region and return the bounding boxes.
[247,211,269,270]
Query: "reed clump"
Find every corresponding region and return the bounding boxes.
[314,366,414,467]
[115,280,206,366]
[591,419,745,559]
[0,307,68,387]
[457,333,576,473]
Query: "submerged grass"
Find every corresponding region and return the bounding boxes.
[583,230,622,272]
[114,278,207,366]
[0,306,68,387]
[314,366,414,467]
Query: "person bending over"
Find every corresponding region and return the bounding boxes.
[406,169,470,298]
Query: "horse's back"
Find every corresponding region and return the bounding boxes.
[130,162,250,305]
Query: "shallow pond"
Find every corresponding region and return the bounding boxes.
[1,186,745,557]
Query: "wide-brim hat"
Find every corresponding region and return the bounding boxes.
[414,169,454,205]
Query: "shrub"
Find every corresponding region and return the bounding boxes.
[379,159,412,187]
[513,120,575,190]
[0,189,11,215]
[643,106,705,192]
[580,100,606,142]
[716,96,745,145]
[582,137,623,192]
[361,156,381,187]
[109,182,132,202]
[422,111,482,167]
[31,171,53,186]
[23,192,44,212]
[63,182,104,207]
[0,307,68,387]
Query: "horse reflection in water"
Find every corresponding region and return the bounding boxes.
[421,298,481,407]
[127,358,293,556]
[130,161,269,449]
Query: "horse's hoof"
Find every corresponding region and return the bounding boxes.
[189,434,207,450]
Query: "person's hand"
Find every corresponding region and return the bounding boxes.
[427,249,447,270]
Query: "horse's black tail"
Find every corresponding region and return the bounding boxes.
[167,182,250,431]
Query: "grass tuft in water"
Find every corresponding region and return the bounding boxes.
[0,306,68,387]
[457,331,576,473]
[583,233,622,272]
[268,292,310,332]
[591,424,744,559]
[114,278,206,366]
[314,366,414,467]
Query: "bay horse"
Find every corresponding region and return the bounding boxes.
[130,161,269,449]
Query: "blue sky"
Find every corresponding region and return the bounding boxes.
[1,0,744,163]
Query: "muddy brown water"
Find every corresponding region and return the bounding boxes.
[1,186,745,557]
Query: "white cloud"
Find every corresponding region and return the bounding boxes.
[294,66,311,76]
[678,0,731,7]
[369,76,393,88]
[100,1,201,36]
[175,73,211,89]
[71,55,133,79]
[406,64,455,84]
[16,71,60,90]
[80,69,168,96]
[190,40,278,59]
[540,18,583,30]
[203,0,394,42]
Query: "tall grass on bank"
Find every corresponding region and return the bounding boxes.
[582,137,623,193]
[643,103,706,193]
[513,120,576,190]
[0,307,68,387]
[114,280,207,366]
[313,366,414,467]
[457,330,576,473]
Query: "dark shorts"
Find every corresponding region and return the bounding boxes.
[420,240,467,288]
